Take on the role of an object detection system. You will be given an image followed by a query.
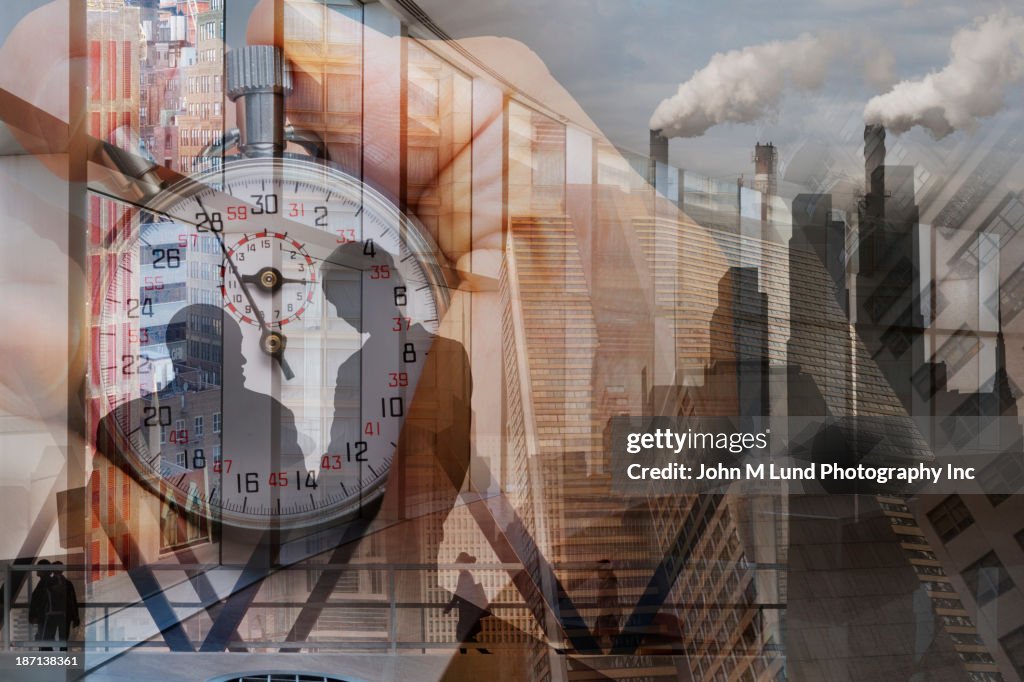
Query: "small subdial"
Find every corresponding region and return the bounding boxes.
[219,231,317,329]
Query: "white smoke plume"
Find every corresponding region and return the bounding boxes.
[864,13,1024,138]
[651,33,891,138]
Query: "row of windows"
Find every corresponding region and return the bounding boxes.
[927,493,1023,544]
[188,339,222,363]
[158,412,221,444]
[188,312,223,336]
[179,117,221,142]
[180,155,220,173]
[197,21,223,42]
[188,260,219,281]
[188,287,221,306]
[185,74,222,95]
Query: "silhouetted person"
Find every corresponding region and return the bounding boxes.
[594,558,620,652]
[35,562,79,651]
[443,552,491,653]
[28,559,52,646]
[321,242,477,660]
[95,304,305,549]
[320,242,472,526]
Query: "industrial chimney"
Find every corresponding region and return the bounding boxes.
[753,142,777,223]
[863,124,886,222]
[649,129,668,186]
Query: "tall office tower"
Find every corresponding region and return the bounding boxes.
[175,1,223,175]
[666,267,785,682]
[753,143,777,224]
[905,306,1024,678]
[630,170,793,680]
[137,4,187,171]
[502,211,689,679]
[502,211,790,680]
[856,124,928,415]
[863,124,886,224]
[631,212,791,390]
[784,180,1005,679]
[86,1,142,147]
[705,267,770,421]
[788,193,851,417]
[282,1,365,177]
[83,0,147,635]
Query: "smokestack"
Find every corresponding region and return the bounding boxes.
[864,124,885,220]
[649,129,669,186]
[753,142,777,223]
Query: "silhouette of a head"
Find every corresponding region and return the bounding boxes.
[165,303,244,387]
[320,241,402,327]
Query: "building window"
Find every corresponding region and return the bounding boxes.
[1002,625,1024,675]
[979,452,1024,506]
[927,495,974,542]
[962,551,1014,605]
[175,451,186,468]
[194,415,204,437]
[159,424,167,444]
[213,412,222,433]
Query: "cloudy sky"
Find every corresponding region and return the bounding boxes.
[418,0,1023,180]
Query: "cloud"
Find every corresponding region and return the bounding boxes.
[650,32,894,138]
[864,12,1024,137]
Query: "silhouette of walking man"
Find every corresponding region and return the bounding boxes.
[444,552,491,653]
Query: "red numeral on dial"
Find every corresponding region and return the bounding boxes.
[320,455,343,470]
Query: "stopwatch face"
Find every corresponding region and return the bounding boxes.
[93,157,448,530]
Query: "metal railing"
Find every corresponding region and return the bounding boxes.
[0,560,786,653]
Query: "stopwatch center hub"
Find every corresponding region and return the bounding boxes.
[256,267,283,292]
[261,330,287,356]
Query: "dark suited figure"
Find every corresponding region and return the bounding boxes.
[320,242,472,523]
[94,304,305,554]
[28,559,52,646]
[321,242,474,651]
[593,559,620,652]
[36,561,79,651]
[443,552,492,654]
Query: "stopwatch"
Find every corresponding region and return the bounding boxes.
[92,46,450,530]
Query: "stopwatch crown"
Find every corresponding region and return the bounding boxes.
[226,45,293,100]
[226,46,293,158]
